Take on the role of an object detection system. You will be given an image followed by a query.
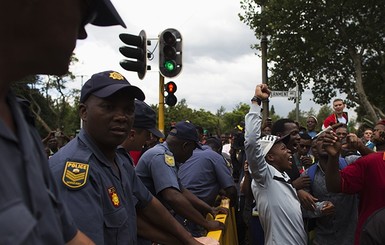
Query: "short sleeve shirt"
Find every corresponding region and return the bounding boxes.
[49,129,153,245]
[135,142,182,203]
[339,152,385,244]
[0,92,77,244]
[178,146,235,206]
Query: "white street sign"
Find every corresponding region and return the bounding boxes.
[270,90,296,98]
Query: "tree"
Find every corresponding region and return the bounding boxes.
[222,102,250,133]
[12,54,81,137]
[239,0,385,122]
[269,105,281,124]
[287,109,307,127]
[316,105,333,128]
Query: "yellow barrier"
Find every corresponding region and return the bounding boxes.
[206,198,238,245]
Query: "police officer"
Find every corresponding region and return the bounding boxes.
[135,121,226,239]
[49,71,209,245]
[119,100,164,166]
[178,136,237,236]
[0,0,126,243]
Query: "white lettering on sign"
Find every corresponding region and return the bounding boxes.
[270,91,296,98]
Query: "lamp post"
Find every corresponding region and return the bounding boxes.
[261,2,269,121]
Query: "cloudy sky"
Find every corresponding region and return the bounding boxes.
[70,0,355,119]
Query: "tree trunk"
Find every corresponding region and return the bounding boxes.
[32,110,52,133]
[350,48,379,122]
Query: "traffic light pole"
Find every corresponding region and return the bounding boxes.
[158,73,165,136]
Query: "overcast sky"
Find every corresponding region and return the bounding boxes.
[70,0,356,119]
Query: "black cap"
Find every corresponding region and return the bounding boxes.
[133,100,164,138]
[91,0,127,28]
[80,71,145,103]
[169,121,202,149]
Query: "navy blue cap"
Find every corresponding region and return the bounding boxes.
[80,71,145,103]
[91,0,126,28]
[133,100,164,139]
[169,121,202,149]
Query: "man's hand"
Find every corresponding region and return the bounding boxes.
[194,237,220,245]
[255,84,271,100]
[292,175,311,190]
[297,190,318,211]
[320,201,335,216]
[205,220,225,231]
[322,130,341,157]
[211,206,229,216]
[300,156,313,169]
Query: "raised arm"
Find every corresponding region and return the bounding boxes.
[323,130,343,193]
[244,84,271,183]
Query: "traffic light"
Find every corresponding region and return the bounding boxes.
[165,81,177,106]
[159,28,182,78]
[119,30,150,80]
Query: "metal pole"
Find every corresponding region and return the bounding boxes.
[158,73,165,136]
[261,4,269,121]
[295,82,299,122]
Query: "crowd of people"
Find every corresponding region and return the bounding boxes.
[2,0,384,244]
[242,84,385,245]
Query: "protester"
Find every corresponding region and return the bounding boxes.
[306,116,319,138]
[361,128,375,150]
[0,0,134,243]
[324,119,385,245]
[322,98,348,129]
[360,207,385,245]
[196,125,207,144]
[45,136,60,158]
[292,132,314,173]
[301,134,358,245]
[240,160,265,245]
[245,84,307,244]
[49,71,211,245]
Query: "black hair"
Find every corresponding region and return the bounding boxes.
[205,136,222,153]
[271,118,295,135]
[299,132,312,140]
[195,125,204,135]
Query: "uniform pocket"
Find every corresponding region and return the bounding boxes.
[104,207,128,228]
[0,200,37,245]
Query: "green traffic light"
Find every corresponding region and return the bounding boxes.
[164,60,175,71]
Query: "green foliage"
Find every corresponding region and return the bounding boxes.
[222,103,250,133]
[239,0,385,122]
[317,105,333,128]
[268,105,281,125]
[160,100,250,136]
[287,109,307,128]
[11,54,80,138]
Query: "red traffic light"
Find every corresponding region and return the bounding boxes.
[165,81,177,93]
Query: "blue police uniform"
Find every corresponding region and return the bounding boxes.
[49,129,153,245]
[135,142,182,205]
[179,145,235,206]
[0,93,77,244]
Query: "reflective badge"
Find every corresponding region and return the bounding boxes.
[165,154,175,167]
[109,71,124,80]
[62,161,89,190]
[108,187,120,207]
